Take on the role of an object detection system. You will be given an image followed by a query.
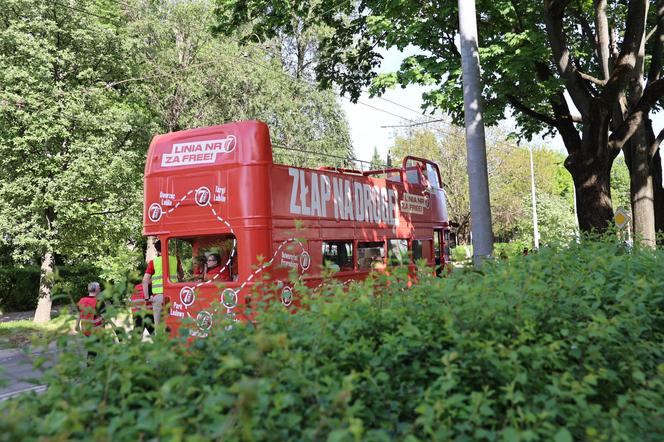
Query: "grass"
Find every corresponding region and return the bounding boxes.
[0,313,76,350]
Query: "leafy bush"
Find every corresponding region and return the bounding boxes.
[0,266,40,312]
[0,265,100,313]
[1,240,663,440]
[52,264,102,304]
[451,244,472,262]
[494,241,529,258]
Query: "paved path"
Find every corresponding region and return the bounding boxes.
[0,344,56,401]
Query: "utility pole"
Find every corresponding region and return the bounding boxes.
[529,146,540,250]
[458,0,494,265]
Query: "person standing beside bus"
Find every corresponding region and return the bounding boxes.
[142,240,182,328]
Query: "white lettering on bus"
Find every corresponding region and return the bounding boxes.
[289,168,301,214]
[161,136,236,167]
[287,168,400,226]
[353,182,364,222]
[344,179,354,221]
[320,175,331,217]
[299,169,310,216]
[363,184,373,223]
[332,177,344,220]
[310,172,322,216]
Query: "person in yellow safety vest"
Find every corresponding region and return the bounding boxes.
[142,239,182,328]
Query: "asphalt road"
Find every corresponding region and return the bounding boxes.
[0,346,54,401]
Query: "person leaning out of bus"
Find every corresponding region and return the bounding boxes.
[142,239,183,328]
[204,252,231,281]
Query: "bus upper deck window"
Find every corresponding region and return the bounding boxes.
[322,241,353,271]
[168,234,238,283]
[357,241,385,270]
[426,163,441,188]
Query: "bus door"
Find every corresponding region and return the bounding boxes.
[434,229,445,276]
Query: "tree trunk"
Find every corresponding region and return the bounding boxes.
[565,138,615,233]
[627,124,656,247]
[33,251,54,324]
[563,107,616,233]
[653,149,664,237]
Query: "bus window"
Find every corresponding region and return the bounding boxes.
[405,167,421,185]
[412,240,423,261]
[426,163,441,188]
[168,235,237,282]
[322,241,354,271]
[357,241,385,270]
[388,239,409,265]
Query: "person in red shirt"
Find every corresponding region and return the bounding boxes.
[204,252,231,281]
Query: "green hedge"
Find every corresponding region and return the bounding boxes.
[0,265,100,313]
[0,267,41,312]
[1,240,663,440]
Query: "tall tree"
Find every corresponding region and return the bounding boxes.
[215,0,664,242]
[131,0,354,168]
[0,0,150,322]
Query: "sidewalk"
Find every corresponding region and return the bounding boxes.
[0,308,62,323]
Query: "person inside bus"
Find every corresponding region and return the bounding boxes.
[204,252,231,281]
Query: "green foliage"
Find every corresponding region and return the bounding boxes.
[0,267,40,312]
[2,240,663,440]
[515,192,578,246]
[390,126,575,243]
[0,0,151,265]
[0,265,100,312]
[611,156,631,213]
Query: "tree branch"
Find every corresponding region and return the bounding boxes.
[89,206,133,216]
[594,0,611,80]
[601,0,647,105]
[608,77,664,151]
[506,94,557,127]
[650,127,664,157]
[648,0,664,82]
[543,0,592,116]
[577,70,607,86]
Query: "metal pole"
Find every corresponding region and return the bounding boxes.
[529,146,540,250]
[458,0,494,265]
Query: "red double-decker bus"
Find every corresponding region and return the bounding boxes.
[143,120,450,337]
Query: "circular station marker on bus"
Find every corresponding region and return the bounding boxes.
[221,288,238,309]
[180,286,196,307]
[196,311,213,331]
[281,286,293,307]
[148,203,163,222]
[195,186,211,206]
[299,252,311,271]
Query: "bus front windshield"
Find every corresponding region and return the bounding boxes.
[168,234,238,283]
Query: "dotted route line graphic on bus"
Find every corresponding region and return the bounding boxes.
[152,186,310,335]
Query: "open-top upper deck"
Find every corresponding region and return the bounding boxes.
[143,120,449,238]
